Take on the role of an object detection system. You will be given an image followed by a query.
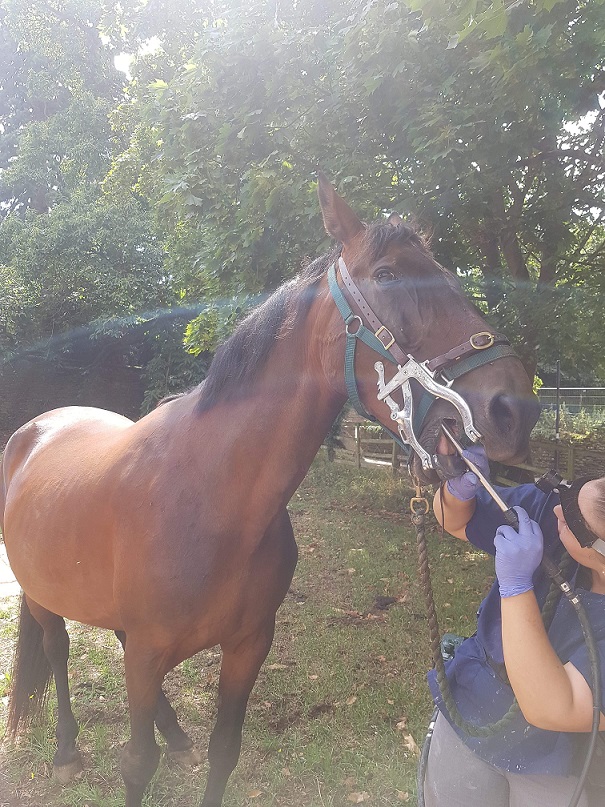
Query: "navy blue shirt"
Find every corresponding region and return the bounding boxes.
[428,484,605,775]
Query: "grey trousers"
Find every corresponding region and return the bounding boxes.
[423,711,590,807]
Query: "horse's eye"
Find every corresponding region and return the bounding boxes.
[375,267,396,284]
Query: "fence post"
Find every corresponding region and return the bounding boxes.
[567,444,575,480]
[391,441,399,477]
[355,424,361,469]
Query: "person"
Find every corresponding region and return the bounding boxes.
[422,441,605,807]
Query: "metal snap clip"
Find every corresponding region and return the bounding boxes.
[410,496,429,515]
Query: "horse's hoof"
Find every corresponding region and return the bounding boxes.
[53,758,84,784]
[167,746,204,768]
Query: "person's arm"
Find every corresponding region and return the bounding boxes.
[501,593,605,731]
[433,485,474,541]
[432,443,490,541]
[496,509,605,732]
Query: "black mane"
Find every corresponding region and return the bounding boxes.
[195,221,424,412]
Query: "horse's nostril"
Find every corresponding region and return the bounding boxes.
[490,394,514,430]
[490,394,541,433]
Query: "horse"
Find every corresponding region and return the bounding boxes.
[1,175,540,807]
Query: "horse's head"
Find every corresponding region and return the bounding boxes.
[317,175,540,483]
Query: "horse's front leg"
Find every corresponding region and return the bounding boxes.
[200,622,276,807]
[120,638,164,807]
[115,631,202,767]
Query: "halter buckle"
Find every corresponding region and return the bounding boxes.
[470,332,495,350]
[375,325,395,350]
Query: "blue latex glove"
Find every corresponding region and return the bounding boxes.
[495,507,544,598]
[446,444,490,501]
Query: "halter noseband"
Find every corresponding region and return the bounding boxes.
[327,257,518,470]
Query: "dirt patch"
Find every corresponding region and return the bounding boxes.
[0,774,32,807]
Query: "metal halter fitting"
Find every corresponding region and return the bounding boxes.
[327,256,518,470]
[375,357,479,469]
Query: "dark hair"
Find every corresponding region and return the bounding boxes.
[588,477,605,532]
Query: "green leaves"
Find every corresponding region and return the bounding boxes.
[1,0,604,390]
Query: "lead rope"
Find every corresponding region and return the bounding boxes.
[411,482,571,738]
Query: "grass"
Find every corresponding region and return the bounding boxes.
[0,456,494,807]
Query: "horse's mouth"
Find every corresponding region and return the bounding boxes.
[422,417,461,455]
[412,418,465,483]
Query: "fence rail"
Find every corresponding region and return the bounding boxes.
[538,387,605,413]
[334,419,605,482]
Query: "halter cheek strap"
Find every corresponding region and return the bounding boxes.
[327,261,398,423]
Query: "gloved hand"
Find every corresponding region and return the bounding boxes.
[495,507,544,598]
[445,444,490,501]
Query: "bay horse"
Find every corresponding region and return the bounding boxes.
[1,175,540,807]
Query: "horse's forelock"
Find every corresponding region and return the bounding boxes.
[364,219,427,263]
[361,220,472,350]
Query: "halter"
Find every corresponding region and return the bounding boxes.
[327,257,518,470]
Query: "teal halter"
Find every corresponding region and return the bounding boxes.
[327,258,519,466]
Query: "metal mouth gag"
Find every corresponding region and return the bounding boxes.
[375,358,482,470]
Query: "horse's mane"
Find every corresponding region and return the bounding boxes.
[195,221,424,413]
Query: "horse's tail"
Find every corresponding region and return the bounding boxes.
[7,594,52,737]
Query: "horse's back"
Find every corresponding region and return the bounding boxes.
[2,405,132,504]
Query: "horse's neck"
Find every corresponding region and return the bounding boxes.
[241,334,345,481]
[195,318,345,503]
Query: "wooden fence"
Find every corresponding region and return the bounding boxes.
[333,418,605,482]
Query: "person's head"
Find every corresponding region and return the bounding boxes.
[553,477,605,575]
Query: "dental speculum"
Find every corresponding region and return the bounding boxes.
[375,356,482,470]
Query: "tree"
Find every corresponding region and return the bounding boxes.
[351,0,605,377]
[0,195,167,351]
[113,0,605,380]
[2,0,603,397]
[0,0,122,215]
[0,0,169,370]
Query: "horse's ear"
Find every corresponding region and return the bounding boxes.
[387,212,403,227]
[317,173,364,245]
